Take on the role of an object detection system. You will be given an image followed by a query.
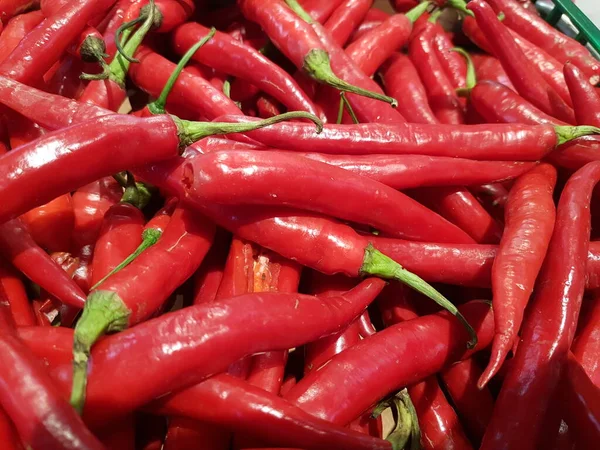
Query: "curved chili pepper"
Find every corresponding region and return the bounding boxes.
[349,7,389,42]
[125,0,194,33]
[171,22,321,117]
[219,114,596,160]
[71,278,385,422]
[0,0,117,85]
[380,52,438,124]
[564,62,600,128]
[283,301,493,425]
[471,53,514,91]
[484,0,600,84]
[0,219,86,309]
[0,306,105,450]
[410,186,503,244]
[440,358,494,446]
[322,0,372,46]
[0,10,44,63]
[0,0,38,23]
[20,194,74,253]
[0,258,35,327]
[432,28,467,92]
[481,161,600,449]
[479,163,557,387]
[163,418,228,450]
[37,252,81,327]
[409,13,465,124]
[572,292,600,387]
[182,150,476,243]
[299,0,344,23]
[346,6,428,77]
[467,0,574,124]
[239,0,400,119]
[193,229,230,305]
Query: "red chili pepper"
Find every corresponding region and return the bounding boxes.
[379,52,438,124]
[0,258,35,327]
[479,163,557,387]
[432,27,467,92]
[471,53,515,91]
[410,186,503,244]
[440,358,494,446]
[44,55,88,100]
[255,95,281,119]
[556,353,600,447]
[125,0,194,33]
[239,0,400,122]
[322,0,372,46]
[219,113,594,160]
[98,415,135,450]
[0,407,23,450]
[564,62,600,128]
[193,229,230,305]
[0,305,105,450]
[20,194,74,253]
[283,301,493,426]
[0,10,44,64]
[349,7,390,42]
[0,0,38,23]
[485,0,600,84]
[572,292,600,387]
[171,22,321,117]
[409,13,465,124]
[182,150,475,243]
[0,0,117,85]
[298,0,344,23]
[467,0,575,124]
[481,161,600,449]
[346,7,427,77]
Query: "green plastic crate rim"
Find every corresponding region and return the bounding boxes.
[532,0,600,56]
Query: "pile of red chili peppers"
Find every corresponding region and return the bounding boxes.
[1,0,600,448]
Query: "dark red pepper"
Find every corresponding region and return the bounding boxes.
[0,258,35,327]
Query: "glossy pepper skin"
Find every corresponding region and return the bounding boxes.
[0,114,181,225]
[218,114,591,160]
[0,10,45,63]
[322,0,371,46]
[171,22,321,117]
[20,194,74,253]
[563,62,600,127]
[0,0,116,85]
[479,163,557,387]
[572,292,600,387]
[0,258,35,327]
[0,306,105,450]
[283,301,494,425]
[471,54,514,91]
[182,150,475,244]
[481,161,600,450]
[74,279,385,424]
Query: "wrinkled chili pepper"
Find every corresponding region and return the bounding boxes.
[564,62,600,128]
[479,163,557,387]
[481,161,600,449]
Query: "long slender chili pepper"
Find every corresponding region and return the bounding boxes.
[0,219,87,309]
[193,229,230,305]
[71,206,216,412]
[471,53,514,91]
[171,22,321,117]
[432,27,467,93]
[0,258,35,327]
[409,12,465,124]
[218,114,597,160]
[467,0,575,124]
[239,0,400,122]
[283,301,493,426]
[349,7,390,42]
[481,161,600,450]
[572,292,600,387]
[0,305,105,450]
[485,0,600,84]
[20,194,74,253]
[0,0,117,85]
[0,0,38,23]
[182,150,476,243]
[0,112,320,224]
[479,163,557,387]
[380,53,438,124]
[345,5,429,77]
[0,10,45,63]
[299,0,345,23]
[322,0,372,46]
[564,62,600,128]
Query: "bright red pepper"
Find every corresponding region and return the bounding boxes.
[0,0,38,23]
[0,10,44,63]
[479,163,557,387]
[125,0,194,33]
[432,28,467,92]
[20,194,74,253]
[349,7,389,42]
[322,0,372,46]
[471,53,515,91]
[0,305,105,450]
[572,292,600,387]
[192,229,230,305]
[181,150,475,244]
[298,0,344,22]
[564,62,600,127]
[0,258,35,327]
[481,161,600,449]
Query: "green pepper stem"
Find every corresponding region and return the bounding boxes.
[90,228,162,291]
[555,125,600,146]
[336,92,359,124]
[71,291,130,414]
[285,0,397,107]
[447,0,474,17]
[175,111,323,147]
[79,36,108,64]
[114,16,145,62]
[148,28,216,115]
[428,8,443,23]
[405,1,432,23]
[361,244,477,348]
[372,389,421,450]
[452,47,477,96]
